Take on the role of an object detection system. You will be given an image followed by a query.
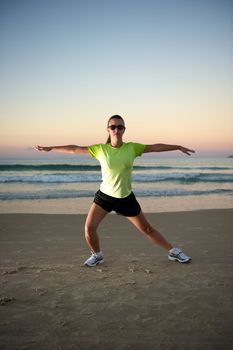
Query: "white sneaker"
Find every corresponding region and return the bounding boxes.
[168,247,191,263]
[84,252,104,267]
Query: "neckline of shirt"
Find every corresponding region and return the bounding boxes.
[109,142,125,149]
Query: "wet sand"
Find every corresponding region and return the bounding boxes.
[0,209,233,349]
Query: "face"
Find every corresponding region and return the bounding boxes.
[107,118,126,136]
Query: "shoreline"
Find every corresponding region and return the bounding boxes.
[0,207,233,216]
[0,209,233,349]
[0,194,233,214]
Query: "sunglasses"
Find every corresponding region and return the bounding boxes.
[108,124,125,130]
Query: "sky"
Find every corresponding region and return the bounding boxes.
[1,0,232,157]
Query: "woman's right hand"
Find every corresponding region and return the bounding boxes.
[35,145,52,152]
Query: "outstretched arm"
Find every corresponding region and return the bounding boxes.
[35,145,89,154]
[144,144,195,156]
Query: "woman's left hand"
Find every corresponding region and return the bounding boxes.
[179,146,195,156]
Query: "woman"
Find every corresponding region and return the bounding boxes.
[36,115,195,267]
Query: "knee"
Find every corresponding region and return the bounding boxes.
[85,223,96,237]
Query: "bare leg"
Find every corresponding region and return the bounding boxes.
[85,203,108,253]
[127,211,173,251]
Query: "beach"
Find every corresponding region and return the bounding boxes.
[0,209,233,350]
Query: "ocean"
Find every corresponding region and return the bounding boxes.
[0,155,233,213]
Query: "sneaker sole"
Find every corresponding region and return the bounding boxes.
[84,259,105,267]
[168,256,191,263]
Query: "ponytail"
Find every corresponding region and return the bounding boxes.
[106,135,111,144]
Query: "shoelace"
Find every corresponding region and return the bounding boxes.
[171,250,186,259]
[92,253,102,260]
[177,251,188,260]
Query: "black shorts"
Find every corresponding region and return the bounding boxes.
[94,190,141,217]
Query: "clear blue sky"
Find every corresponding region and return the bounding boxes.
[1,0,232,156]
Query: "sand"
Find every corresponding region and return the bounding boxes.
[0,209,233,350]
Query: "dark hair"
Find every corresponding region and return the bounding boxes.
[106,115,125,144]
